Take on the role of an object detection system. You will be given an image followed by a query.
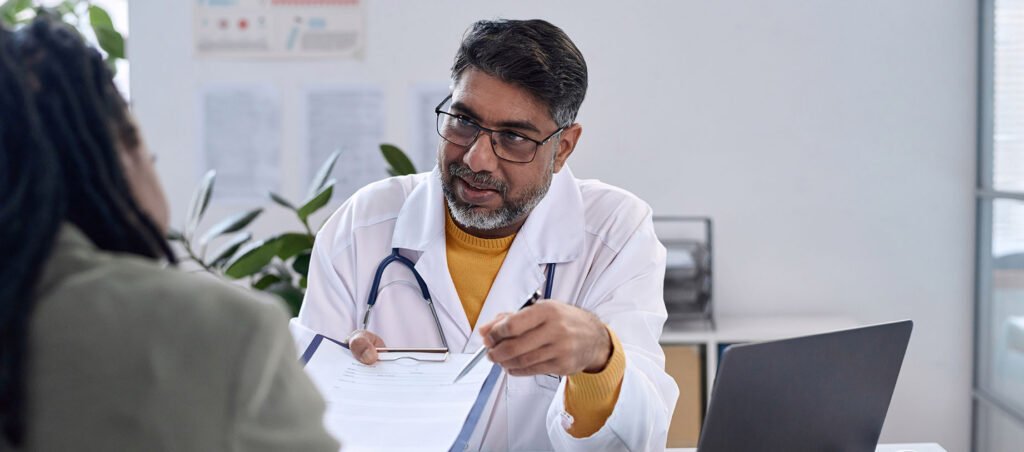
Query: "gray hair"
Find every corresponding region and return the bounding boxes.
[451,19,588,128]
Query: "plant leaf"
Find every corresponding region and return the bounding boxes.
[275,233,314,260]
[55,0,75,16]
[380,143,416,176]
[264,281,304,316]
[223,237,282,279]
[185,170,216,241]
[253,274,281,290]
[291,251,311,276]
[87,4,112,29]
[103,56,118,76]
[269,191,296,211]
[167,228,184,242]
[199,208,262,252]
[88,5,124,59]
[307,149,341,199]
[269,261,293,280]
[297,180,334,222]
[0,0,32,25]
[208,232,251,269]
[94,27,125,60]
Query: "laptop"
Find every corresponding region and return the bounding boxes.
[696,320,913,452]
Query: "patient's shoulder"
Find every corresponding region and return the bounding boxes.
[33,250,288,356]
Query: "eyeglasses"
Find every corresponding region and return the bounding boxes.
[434,94,564,164]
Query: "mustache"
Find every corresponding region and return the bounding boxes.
[447,163,508,196]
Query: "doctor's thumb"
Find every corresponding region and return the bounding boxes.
[348,334,380,364]
[479,313,510,346]
[359,348,378,364]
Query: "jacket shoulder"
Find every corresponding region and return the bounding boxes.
[34,253,288,354]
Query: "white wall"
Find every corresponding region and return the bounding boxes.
[130,1,977,450]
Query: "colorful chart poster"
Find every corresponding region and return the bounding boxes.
[194,0,365,59]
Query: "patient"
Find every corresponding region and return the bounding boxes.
[0,18,338,451]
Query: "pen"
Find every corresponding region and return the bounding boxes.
[452,289,543,383]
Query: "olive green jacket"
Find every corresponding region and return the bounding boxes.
[21,225,338,452]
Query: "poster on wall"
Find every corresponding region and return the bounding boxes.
[410,82,452,172]
[302,84,385,201]
[198,84,281,200]
[194,0,365,59]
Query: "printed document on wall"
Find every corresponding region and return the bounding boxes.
[194,0,365,59]
[303,85,384,201]
[199,84,281,200]
[410,82,451,172]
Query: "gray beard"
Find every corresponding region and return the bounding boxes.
[441,160,553,231]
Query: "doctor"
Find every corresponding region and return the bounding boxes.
[293,18,679,451]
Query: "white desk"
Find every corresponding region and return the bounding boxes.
[671,444,946,452]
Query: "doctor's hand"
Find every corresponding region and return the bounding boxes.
[478,301,613,377]
[347,329,386,365]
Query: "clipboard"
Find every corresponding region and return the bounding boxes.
[300,334,502,451]
[302,333,450,363]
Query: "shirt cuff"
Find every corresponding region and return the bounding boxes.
[563,324,626,437]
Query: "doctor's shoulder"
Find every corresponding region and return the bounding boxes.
[576,178,655,250]
[316,172,430,243]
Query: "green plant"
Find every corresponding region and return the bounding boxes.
[171,144,419,315]
[1,0,125,72]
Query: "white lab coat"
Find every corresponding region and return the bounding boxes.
[291,165,679,451]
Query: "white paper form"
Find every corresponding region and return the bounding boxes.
[199,84,281,200]
[303,85,384,200]
[303,338,495,452]
[409,82,452,172]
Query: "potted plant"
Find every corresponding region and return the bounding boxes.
[171,144,418,314]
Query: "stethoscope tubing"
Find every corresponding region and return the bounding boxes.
[361,248,556,353]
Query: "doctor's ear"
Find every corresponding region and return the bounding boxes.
[552,123,581,173]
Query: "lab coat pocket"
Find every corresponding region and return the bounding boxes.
[506,375,558,450]
[534,374,562,392]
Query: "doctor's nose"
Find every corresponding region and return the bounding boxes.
[463,133,500,174]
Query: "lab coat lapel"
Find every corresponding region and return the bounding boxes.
[391,168,472,343]
[413,240,472,343]
[470,167,585,347]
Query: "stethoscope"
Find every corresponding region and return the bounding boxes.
[360,248,556,355]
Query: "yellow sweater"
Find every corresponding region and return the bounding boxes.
[445,211,626,437]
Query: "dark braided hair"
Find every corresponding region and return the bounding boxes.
[0,18,176,446]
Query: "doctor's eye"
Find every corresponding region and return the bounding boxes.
[454,115,479,129]
[497,131,529,144]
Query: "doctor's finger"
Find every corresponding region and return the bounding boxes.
[499,343,559,373]
[506,357,561,377]
[488,306,549,344]
[488,326,553,364]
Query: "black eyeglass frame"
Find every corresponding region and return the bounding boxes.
[434,94,566,164]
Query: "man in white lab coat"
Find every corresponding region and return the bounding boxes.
[292,19,679,451]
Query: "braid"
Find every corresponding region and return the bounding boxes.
[0,26,65,447]
[18,20,167,258]
[0,17,175,446]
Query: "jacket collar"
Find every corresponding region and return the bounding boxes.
[390,165,584,264]
[35,224,94,296]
